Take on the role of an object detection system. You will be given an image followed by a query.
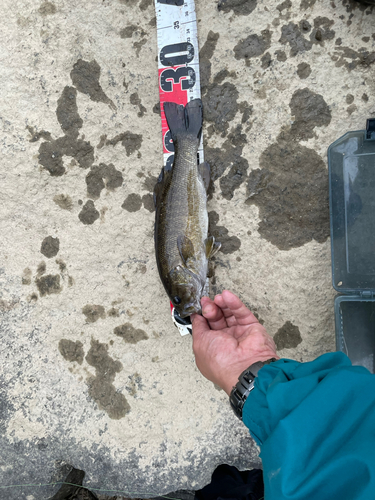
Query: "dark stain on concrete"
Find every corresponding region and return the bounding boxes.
[36,274,62,296]
[39,1,56,15]
[199,31,220,91]
[142,193,155,212]
[153,102,161,115]
[297,62,311,79]
[78,200,100,225]
[279,22,312,56]
[86,339,130,419]
[133,38,148,57]
[86,163,123,199]
[22,268,32,285]
[56,259,66,272]
[53,194,73,211]
[233,30,272,66]
[106,132,142,156]
[362,93,369,102]
[346,94,354,104]
[82,304,106,323]
[139,0,152,9]
[26,125,51,142]
[347,103,357,115]
[70,59,115,109]
[261,52,272,69]
[41,236,60,258]
[108,307,120,317]
[300,0,316,8]
[208,211,241,254]
[277,0,292,10]
[289,87,331,140]
[332,45,375,71]
[205,125,249,199]
[218,0,258,16]
[310,16,335,44]
[113,323,149,344]
[122,193,142,212]
[244,90,331,250]
[130,92,147,117]
[239,101,253,126]
[97,134,107,149]
[120,25,142,38]
[275,50,287,61]
[149,16,156,26]
[274,321,302,349]
[59,339,84,364]
[202,82,239,135]
[246,134,329,250]
[37,261,46,275]
[38,85,94,177]
[142,174,158,192]
[56,86,83,135]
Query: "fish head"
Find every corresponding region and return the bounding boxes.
[167,265,205,318]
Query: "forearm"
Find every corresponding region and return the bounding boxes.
[242,352,375,500]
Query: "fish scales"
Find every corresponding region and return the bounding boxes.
[154,99,220,318]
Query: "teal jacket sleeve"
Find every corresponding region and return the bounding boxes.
[242,352,375,500]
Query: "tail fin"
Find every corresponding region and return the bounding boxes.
[164,99,203,142]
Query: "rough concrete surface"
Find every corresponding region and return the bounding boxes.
[0,0,374,498]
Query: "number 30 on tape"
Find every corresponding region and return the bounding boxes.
[155,0,203,168]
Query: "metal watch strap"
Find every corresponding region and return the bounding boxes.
[229,359,277,420]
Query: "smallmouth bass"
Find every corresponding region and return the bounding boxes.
[154,99,220,318]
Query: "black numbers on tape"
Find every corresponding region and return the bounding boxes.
[164,130,174,153]
[160,66,196,92]
[166,155,174,171]
[174,21,179,29]
[157,0,184,5]
[160,42,194,67]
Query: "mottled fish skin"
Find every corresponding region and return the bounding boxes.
[154,99,217,318]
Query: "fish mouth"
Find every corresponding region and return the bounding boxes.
[179,303,202,318]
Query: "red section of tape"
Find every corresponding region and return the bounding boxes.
[158,66,189,154]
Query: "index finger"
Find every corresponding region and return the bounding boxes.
[215,290,259,326]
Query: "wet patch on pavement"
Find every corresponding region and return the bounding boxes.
[208,211,241,254]
[35,274,62,296]
[85,339,130,419]
[82,305,106,323]
[59,339,85,364]
[273,321,302,349]
[41,236,60,258]
[113,322,149,343]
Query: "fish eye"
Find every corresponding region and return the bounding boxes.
[173,296,181,305]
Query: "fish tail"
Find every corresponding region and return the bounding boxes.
[164,99,203,142]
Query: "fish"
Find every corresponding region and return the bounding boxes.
[154,98,221,318]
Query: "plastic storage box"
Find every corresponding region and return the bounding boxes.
[328,119,375,374]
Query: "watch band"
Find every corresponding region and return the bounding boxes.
[229,358,277,420]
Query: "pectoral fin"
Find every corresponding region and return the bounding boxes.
[205,236,221,258]
[198,162,211,192]
[177,235,195,266]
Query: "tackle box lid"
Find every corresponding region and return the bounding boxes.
[328,119,375,373]
[328,119,375,294]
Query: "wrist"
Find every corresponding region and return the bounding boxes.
[222,352,279,396]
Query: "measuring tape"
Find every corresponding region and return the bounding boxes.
[155,0,204,336]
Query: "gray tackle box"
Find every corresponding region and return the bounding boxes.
[328,119,375,374]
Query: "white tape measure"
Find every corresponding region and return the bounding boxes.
[155,0,205,336]
[155,0,204,170]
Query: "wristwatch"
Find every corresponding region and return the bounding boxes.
[229,359,277,420]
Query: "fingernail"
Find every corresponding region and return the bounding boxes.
[202,305,213,315]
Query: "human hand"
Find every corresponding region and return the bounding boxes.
[191,290,278,395]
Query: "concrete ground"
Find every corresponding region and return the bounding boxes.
[1,0,374,498]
